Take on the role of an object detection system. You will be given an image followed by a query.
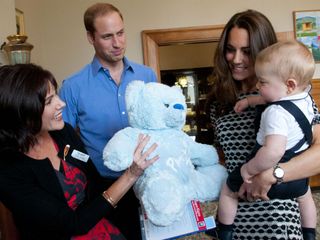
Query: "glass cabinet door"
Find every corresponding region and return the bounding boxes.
[176,74,198,139]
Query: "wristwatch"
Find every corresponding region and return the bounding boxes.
[273,164,284,184]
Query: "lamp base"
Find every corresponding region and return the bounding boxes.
[3,34,33,64]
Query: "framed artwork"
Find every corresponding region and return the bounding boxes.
[293,10,320,62]
[15,8,25,35]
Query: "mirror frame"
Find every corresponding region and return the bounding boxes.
[141,25,293,81]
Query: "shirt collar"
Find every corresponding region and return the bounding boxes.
[280,84,311,101]
[91,56,133,76]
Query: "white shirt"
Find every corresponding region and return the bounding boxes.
[257,90,314,152]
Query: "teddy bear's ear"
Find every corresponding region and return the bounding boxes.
[171,85,183,93]
[125,80,145,110]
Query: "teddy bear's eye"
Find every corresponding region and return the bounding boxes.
[164,103,169,108]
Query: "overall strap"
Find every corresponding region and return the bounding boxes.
[271,100,312,152]
[254,104,268,133]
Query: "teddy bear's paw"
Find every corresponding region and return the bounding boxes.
[102,129,137,171]
[140,173,189,226]
[190,143,220,167]
[103,151,131,171]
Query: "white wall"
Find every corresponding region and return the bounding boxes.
[14,0,320,85]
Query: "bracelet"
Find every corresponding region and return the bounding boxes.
[102,190,117,208]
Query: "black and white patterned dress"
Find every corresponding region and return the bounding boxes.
[210,92,302,240]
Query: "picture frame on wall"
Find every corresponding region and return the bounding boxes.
[293,10,320,63]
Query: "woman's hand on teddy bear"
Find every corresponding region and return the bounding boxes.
[128,134,159,178]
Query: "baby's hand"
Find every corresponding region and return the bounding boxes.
[234,98,249,113]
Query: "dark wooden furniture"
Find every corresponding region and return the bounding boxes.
[310,79,320,188]
[0,202,19,240]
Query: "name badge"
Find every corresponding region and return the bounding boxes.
[71,150,89,162]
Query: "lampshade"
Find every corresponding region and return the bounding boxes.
[3,34,33,64]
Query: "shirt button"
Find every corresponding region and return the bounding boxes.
[122,111,125,115]
[118,93,121,97]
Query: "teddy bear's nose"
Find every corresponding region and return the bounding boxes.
[173,103,184,110]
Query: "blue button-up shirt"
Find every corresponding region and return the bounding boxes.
[59,56,157,177]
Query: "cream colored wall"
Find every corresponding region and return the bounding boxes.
[0,0,15,44]
[0,0,16,65]
[14,0,320,85]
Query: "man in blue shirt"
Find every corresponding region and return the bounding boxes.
[59,3,157,240]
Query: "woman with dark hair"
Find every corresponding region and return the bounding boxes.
[211,9,277,108]
[0,63,158,240]
[207,9,320,239]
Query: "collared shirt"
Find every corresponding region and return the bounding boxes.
[59,56,157,177]
[257,90,314,151]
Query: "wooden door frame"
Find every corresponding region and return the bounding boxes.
[141,25,224,81]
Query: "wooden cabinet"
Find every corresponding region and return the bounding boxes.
[310,79,320,188]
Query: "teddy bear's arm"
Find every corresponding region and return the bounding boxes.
[103,127,140,171]
[187,138,220,167]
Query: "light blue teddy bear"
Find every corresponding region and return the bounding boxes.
[103,80,227,226]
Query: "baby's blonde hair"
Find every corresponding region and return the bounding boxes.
[255,40,315,88]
